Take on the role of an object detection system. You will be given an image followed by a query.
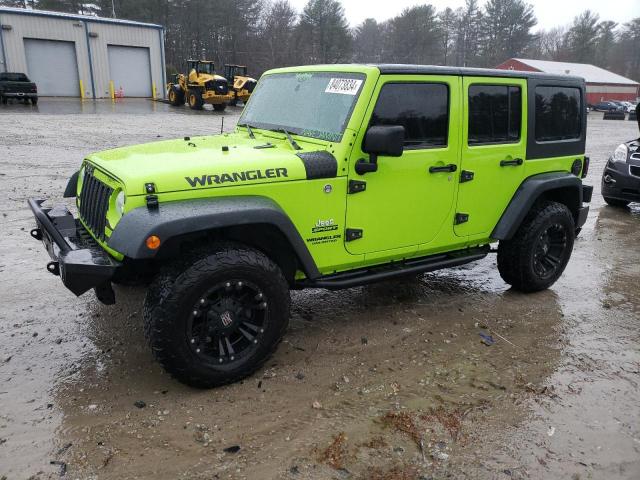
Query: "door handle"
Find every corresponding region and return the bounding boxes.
[429,163,457,173]
[500,158,523,167]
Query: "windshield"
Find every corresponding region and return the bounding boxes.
[239,72,365,142]
[191,62,213,75]
[0,73,30,82]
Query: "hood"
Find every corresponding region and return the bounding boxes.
[86,132,325,195]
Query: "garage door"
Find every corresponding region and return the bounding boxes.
[108,45,152,98]
[24,39,79,97]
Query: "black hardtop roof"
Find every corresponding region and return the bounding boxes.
[373,64,585,83]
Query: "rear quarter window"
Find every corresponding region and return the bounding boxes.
[535,86,582,142]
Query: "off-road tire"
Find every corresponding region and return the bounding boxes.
[188,89,204,110]
[497,201,575,292]
[31,97,38,105]
[143,243,290,388]
[213,103,227,112]
[603,197,630,208]
[168,86,184,106]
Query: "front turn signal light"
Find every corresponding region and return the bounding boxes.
[146,235,161,250]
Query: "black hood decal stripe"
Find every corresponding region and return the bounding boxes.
[297,151,338,180]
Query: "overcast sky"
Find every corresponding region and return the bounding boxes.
[287,0,640,31]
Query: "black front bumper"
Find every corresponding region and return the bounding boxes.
[28,198,120,304]
[601,160,640,203]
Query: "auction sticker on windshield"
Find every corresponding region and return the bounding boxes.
[325,78,363,95]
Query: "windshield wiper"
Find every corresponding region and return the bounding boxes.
[277,128,301,150]
[238,122,255,139]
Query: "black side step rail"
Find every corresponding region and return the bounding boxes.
[297,246,489,290]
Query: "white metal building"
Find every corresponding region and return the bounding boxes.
[0,7,166,99]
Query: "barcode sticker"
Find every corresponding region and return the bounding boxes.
[325,78,363,95]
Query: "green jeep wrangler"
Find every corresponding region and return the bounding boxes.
[29,65,592,388]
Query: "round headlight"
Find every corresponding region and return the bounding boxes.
[115,190,126,215]
[611,144,628,164]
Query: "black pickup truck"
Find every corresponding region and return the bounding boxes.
[0,72,38,104]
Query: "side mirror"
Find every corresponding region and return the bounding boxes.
[356,125,405,175]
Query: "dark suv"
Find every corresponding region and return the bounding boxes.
[0,72,38,104]
[602,114,640,207]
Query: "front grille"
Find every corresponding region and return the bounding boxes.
[78,166,113,241]
[630,165,640,178]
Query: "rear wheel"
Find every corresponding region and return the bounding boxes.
[143,243,290,388]
[31,97,38,105]
[188,89,204,110]
[603,197,630,208]
[168,86,184,106]
[0,95,6,105]
[497,201,575,292]
[213,103,227,112]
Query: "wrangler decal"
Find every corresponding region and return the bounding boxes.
[185,168,288,187]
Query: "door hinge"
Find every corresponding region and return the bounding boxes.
[348,179,367,194]
[454,213,469,225]
[146,194,159,210]
[345,228,363,242]
[460,170,474,183]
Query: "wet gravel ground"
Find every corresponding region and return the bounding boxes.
[0,99,639,479]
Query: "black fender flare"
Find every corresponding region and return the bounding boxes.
[491,172,584,240]
[63,170,79,198]
[107,196,320,279]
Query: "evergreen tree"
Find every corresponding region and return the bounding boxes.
[565,10,600,63]
[481,0,537,67]
[352,18,384,63]
[595,21,618,70]
[385,5,442,65]
[297,0,351,64]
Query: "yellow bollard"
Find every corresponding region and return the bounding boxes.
[152,82,157,100]
[79,79,85,100]
[109,80,115,101]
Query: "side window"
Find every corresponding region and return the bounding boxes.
[535,86,582,142]
[468,85,521,145]
[370,83,449,148]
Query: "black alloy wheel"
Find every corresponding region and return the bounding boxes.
[532,222,568,280]
[187,279,268,365]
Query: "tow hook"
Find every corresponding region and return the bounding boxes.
[47,261,60,276]
[603,174,616,185]
[30,228,43,241]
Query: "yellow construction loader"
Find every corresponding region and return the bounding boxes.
[223,64,257,106]
[167,60,233,111]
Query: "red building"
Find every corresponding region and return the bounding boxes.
[496,58,639,104]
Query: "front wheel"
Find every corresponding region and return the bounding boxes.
[31,97,38,105]
[497,201,575,292]
[187,89,204,110]
[603,197,630,208]
[143,243,290,388]
[167,86,184,106]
